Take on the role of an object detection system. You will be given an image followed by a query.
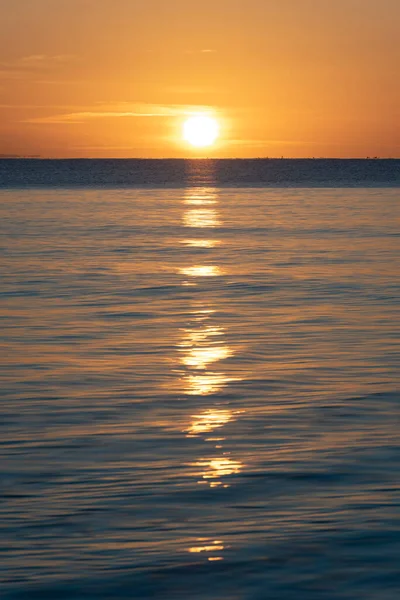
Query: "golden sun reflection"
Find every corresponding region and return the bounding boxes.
[182,188,221,252]
[188,539,225,561]
[192,308,215,319]
[182,325,222,343]
[179,324,230,371]
[184,189,217,205]
[187,409,234,436]
[178,323,235,394]
[180,265,222,277]
[183,372,232,396]
[180,239,221,248]
[176,185,245,490]
[184,208,220,228]
[195,457,243,487]
[180,345,232,370]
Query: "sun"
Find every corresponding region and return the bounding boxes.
[183,115,220,148]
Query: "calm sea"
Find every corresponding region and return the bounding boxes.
[1,160,399,599]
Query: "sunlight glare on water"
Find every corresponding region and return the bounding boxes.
[0,166,399,599]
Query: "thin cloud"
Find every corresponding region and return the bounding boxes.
[24,103,216,124]
[20,54,74,64]
[73,145,139,151]
[0,70,26,80]
[0,103,82,109]
[185,49,216,55]
[0,55,76,79]
[227,139,315,147]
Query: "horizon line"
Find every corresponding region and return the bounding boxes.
[0,156,399,161]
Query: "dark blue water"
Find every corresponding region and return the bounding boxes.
[0,163,399,599]
[0,158,399,187]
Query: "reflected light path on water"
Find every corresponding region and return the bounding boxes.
[186,409,234,436]
[183,209,220,229]
[183,190,217,205]
[181,344,232,370]
[182,188,220,230]
[180,239,221,248]
[177,186,244,526]
[183,372,235,397]
[179,326,232,370]
[194,457,243,488]
[188,539,225,561]
[179,265,223,278]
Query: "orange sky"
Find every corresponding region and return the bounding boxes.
[0,0,399,158]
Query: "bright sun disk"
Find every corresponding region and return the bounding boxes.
[183,115,219,148]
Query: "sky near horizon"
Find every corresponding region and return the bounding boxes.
[0,0,399,158]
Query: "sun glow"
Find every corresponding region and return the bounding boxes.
[183,115,219,148]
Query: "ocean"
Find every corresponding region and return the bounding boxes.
[1,159,399,599]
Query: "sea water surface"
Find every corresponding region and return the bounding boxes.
[0,161,399,599]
